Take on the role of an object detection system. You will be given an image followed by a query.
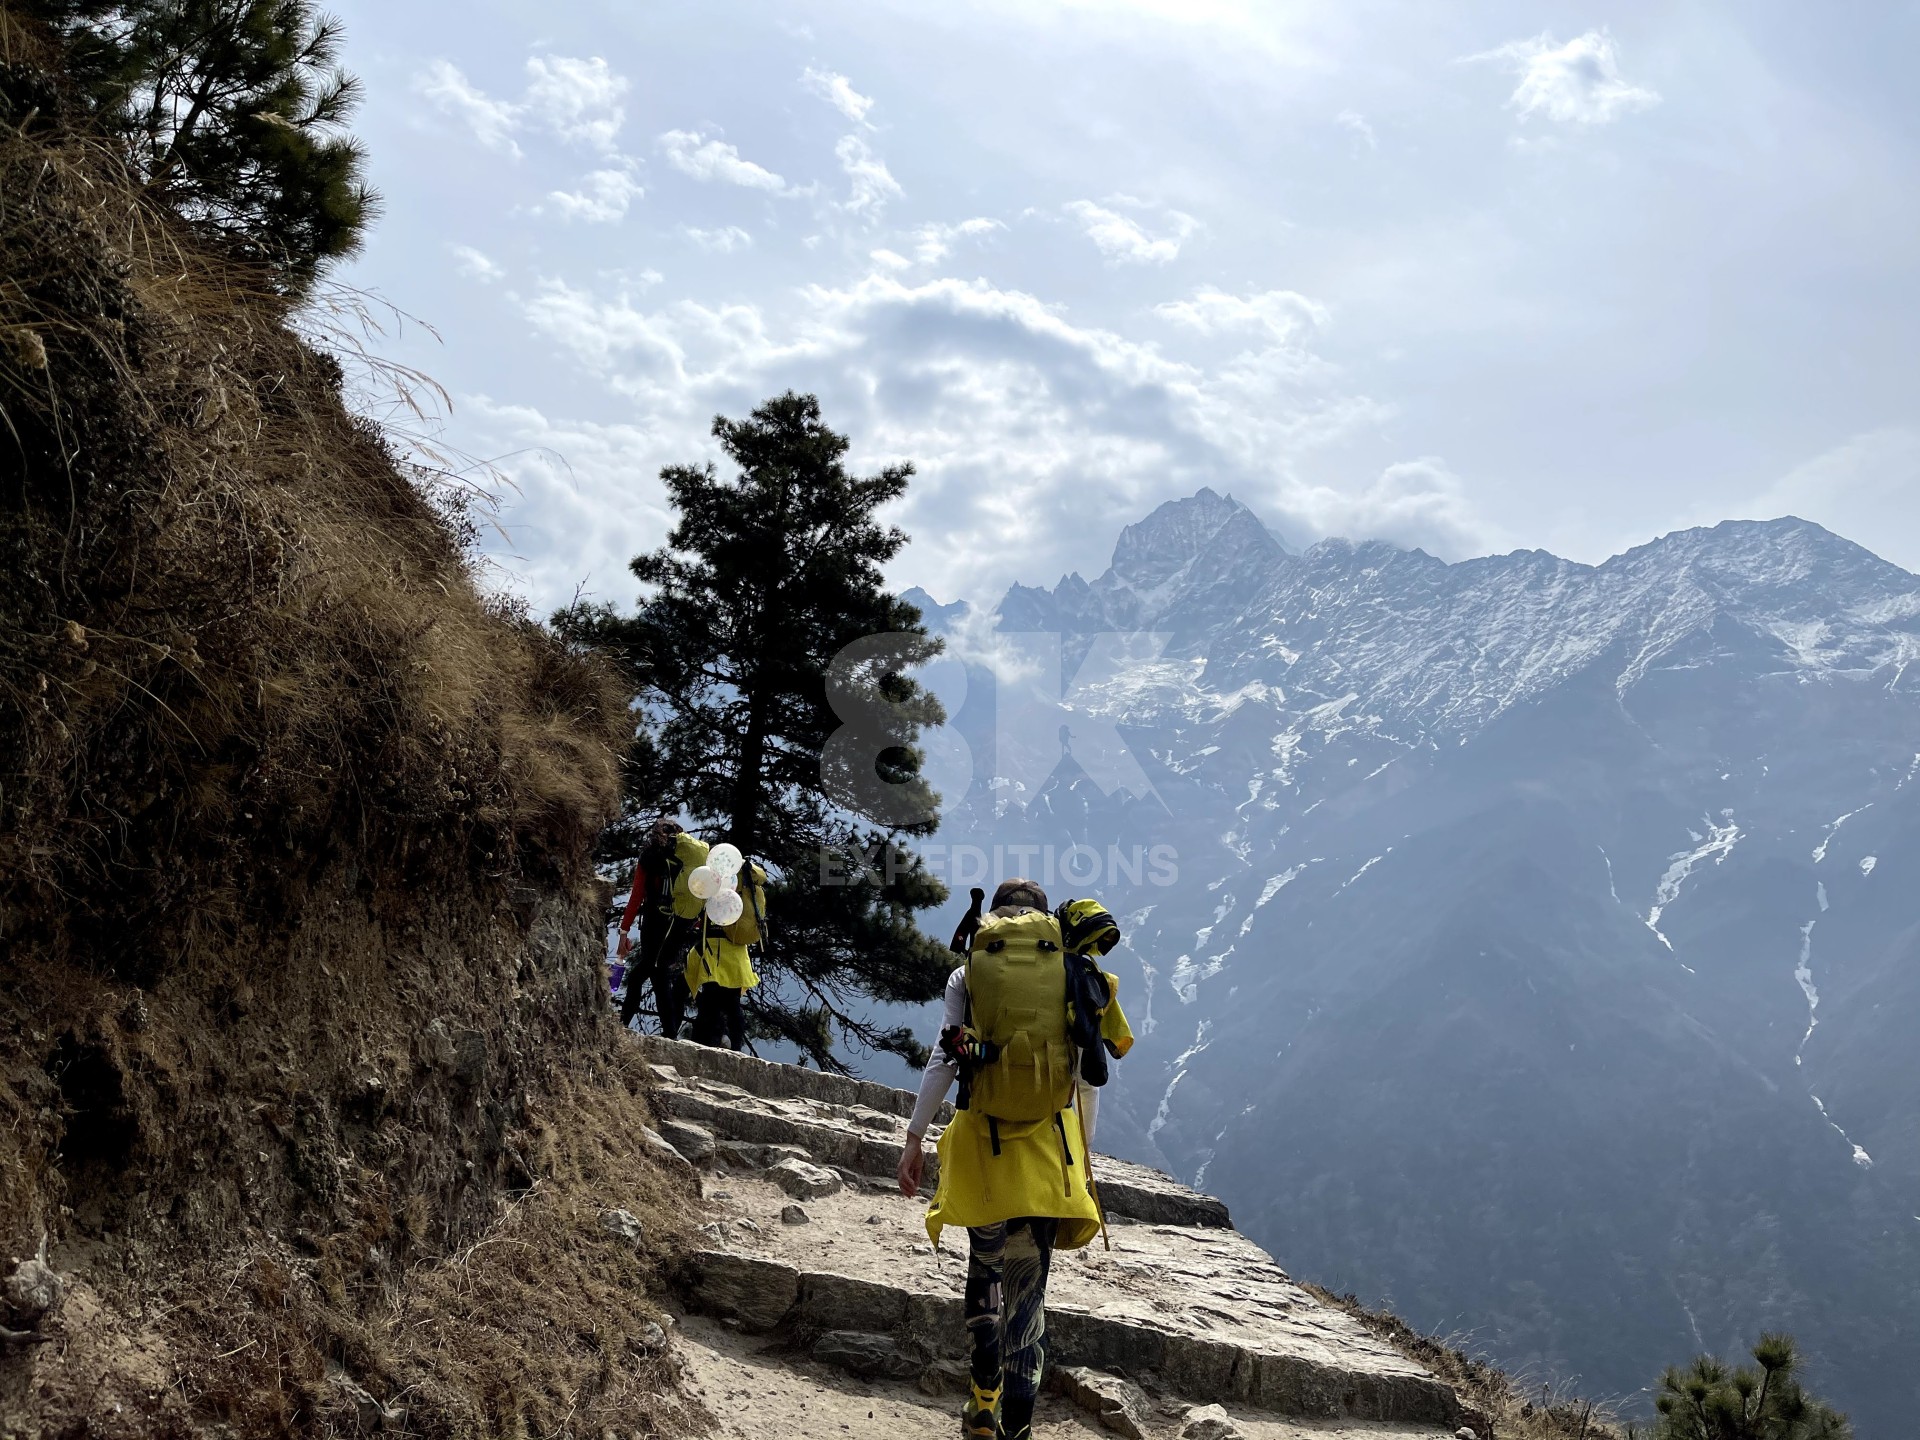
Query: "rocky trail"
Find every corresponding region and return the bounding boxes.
[644,1036,1477,1440]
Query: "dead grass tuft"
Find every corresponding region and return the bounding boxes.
[1301,1282,1623,1440]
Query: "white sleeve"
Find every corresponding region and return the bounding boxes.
[1076,1079,1100,1149]
[908,967,969,1136]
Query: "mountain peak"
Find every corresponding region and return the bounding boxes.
[1110,489,1287,588]
[898,585,970,634]
[1608,516,1920,606]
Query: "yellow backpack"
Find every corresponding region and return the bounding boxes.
[964,908,1075,1123]
[721,861,768,946]
[667,832,711,920]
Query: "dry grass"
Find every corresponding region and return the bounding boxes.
[0,20,701,1439]
[0,31,626,988]
[1300,1282,1624,1440]
[148,1051,708,1440]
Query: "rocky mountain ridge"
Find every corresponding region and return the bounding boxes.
[912,491,1920,1435]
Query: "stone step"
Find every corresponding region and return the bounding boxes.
[642,1043,1230,1230]
[675,1312,1463,1440]
[639,1034,939,1121]
[674,1175,1465,1432]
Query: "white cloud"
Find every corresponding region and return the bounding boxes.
[1336,109,1377,150]
[1300,458,1499,559]
[1064,199,1199,265]
[658,129,788,190]
[1156,287,1329,344]
[1731,428,1920,571]
[414,55,634,157]
[911,217,1004,265]
[870,248,911,271]
[1469,29,1660,126]
[836,135,903,217]
[450,243,506,282]
[523,55,630,152]
[544,168,645,223]
[802,67,875,126]
[415,60,523,156]
[460,396,678,609]
[506,262,1408,604]
[683,225,754,253]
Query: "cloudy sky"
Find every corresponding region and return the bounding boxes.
[325,0,1920,612]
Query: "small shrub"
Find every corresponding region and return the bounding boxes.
[1639,1332,1849,1440]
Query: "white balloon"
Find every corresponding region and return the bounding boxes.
[687,865,720,900]
[706,888,744,926]
[707,843,744,877]
[719,870,738,890]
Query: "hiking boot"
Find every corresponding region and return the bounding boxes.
[962,1379,1003,1439]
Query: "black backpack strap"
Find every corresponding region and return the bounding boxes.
[949,886,985,955]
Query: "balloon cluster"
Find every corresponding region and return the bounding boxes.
[687,843,746,926]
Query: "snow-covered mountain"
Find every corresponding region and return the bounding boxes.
[912,490,1920,1435]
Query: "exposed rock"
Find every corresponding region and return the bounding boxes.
[780,1204,810,1225]
[798,1270,910,1334]
[638,1321,667,1351]
[418,1017,456,1071]
[812,1329,922,1380]
[768,1157,840,1199]
[2,1247,64,1329]
[640,1035,949,1123]
[1054,1366,1150,1439]
[685,1250,798,1332]
[656,1118,716,1163]
[916,1356,971,1396]
[716,1138,812,1170]
[640,1127,699,1187]
[1181,1403,1243,1440]
[599,1209,645,1247]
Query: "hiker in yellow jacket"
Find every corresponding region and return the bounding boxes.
[897,879,1133,1440]
[677,841,767,1052]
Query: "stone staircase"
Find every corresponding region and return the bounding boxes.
[643,1037,1476,1439]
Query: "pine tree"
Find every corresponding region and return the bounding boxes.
[21,0,374,289]
[1642,1333,1850,1440]
[558,392,954,1069]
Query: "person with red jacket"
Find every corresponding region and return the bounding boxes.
[616,818,695,1036]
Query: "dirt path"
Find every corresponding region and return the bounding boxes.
[671,1313,1461,1440]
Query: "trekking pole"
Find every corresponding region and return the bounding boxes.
[1074,1089,1110,1252]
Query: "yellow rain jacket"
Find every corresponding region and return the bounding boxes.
[925,979,1132,1253]
[1100,974,1134,1058]
[684,928,759,994]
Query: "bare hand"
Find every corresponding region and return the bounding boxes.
[897,1132,925,1197]
[616,931,633,960]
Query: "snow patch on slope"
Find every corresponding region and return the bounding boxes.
[1645,814,1742,959]
[1813,805,1871,863]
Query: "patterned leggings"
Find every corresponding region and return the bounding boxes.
[965,1218,1059,1436]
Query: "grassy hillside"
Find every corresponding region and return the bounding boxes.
[0,15,695,1435]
